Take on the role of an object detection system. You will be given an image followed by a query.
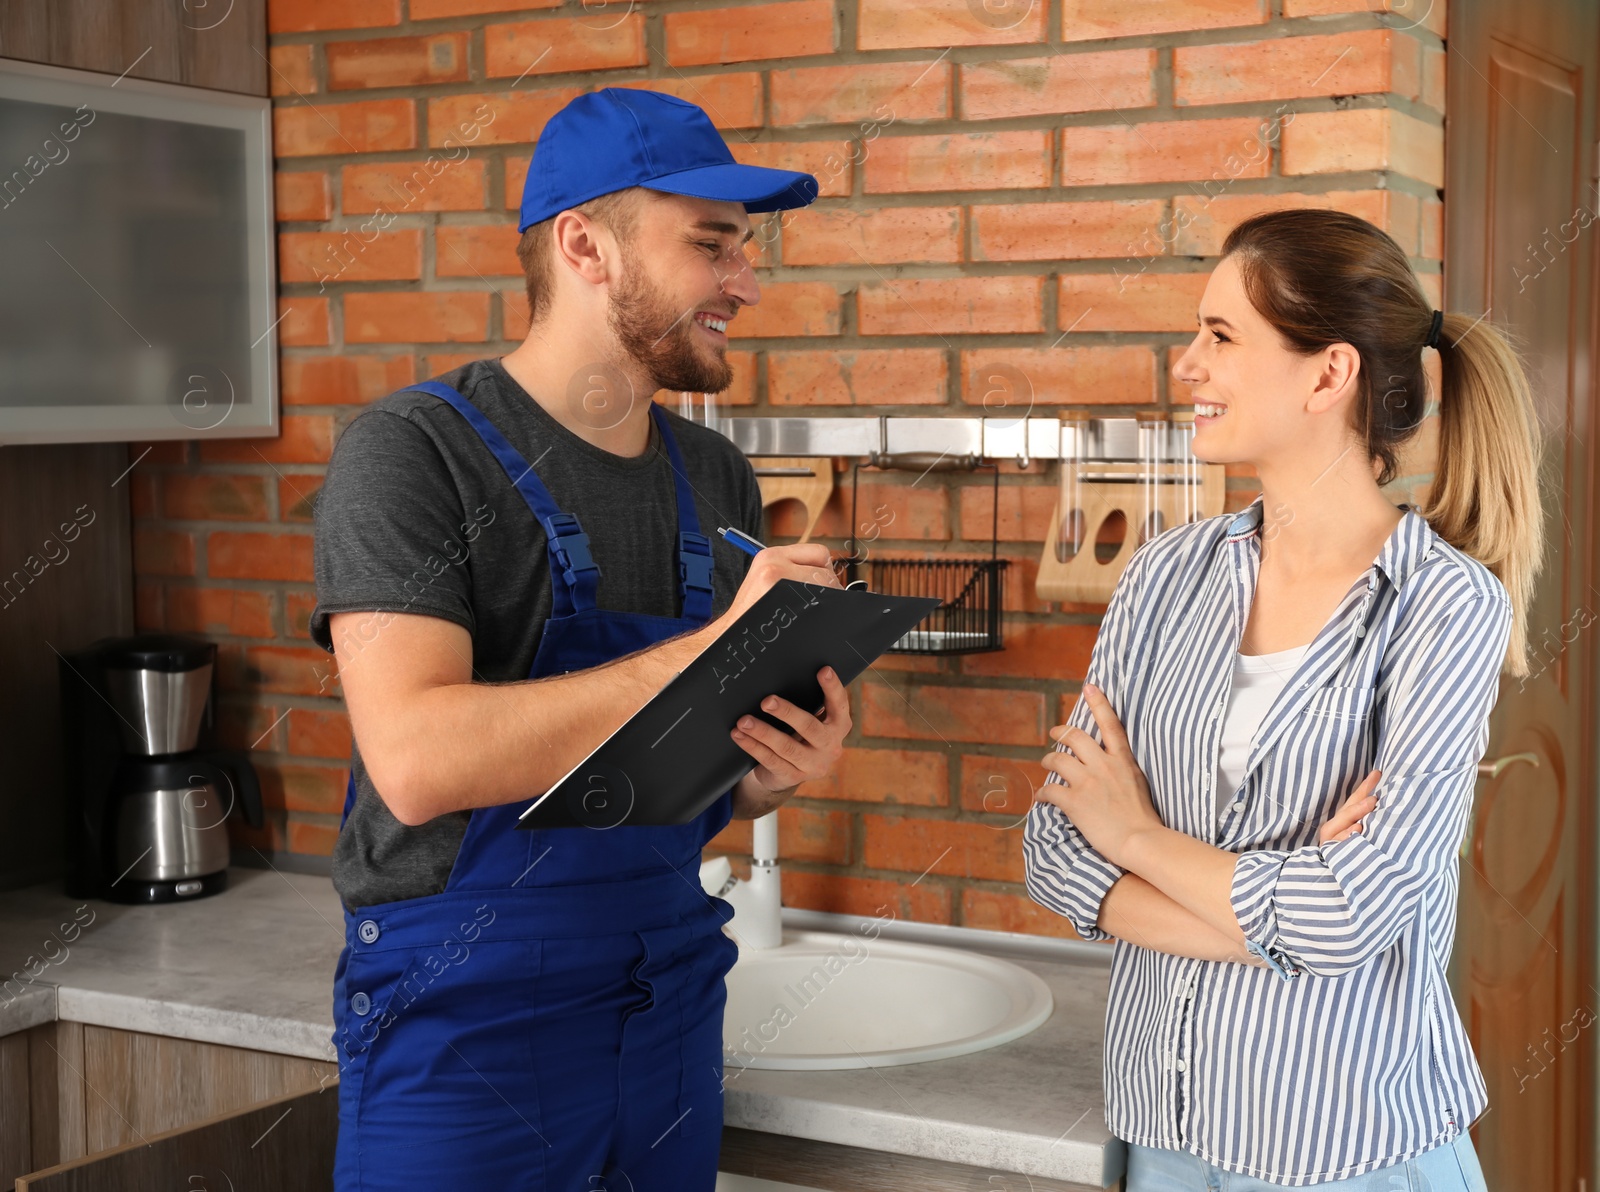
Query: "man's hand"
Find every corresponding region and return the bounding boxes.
[729,666,851,819]
[708,542,841,642]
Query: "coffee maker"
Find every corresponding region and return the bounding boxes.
[59,634,263,904]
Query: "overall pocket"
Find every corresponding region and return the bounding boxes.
[353,936,544,1180]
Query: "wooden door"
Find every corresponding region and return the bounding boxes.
[1445,0,1600,1188]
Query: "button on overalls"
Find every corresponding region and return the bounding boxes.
[330,380,739,1191]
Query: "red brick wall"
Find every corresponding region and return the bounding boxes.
[127,0,1446,936]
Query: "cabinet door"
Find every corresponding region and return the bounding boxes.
[77,1025,336,1153]
[16,1082,337,1192]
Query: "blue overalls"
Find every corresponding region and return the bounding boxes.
[330,380,739,1191]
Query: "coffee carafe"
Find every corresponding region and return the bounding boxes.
[59,634,263,903]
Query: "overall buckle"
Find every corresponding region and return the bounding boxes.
[679,531,714,595]
[546,513,600,582]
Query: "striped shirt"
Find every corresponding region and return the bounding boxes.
[1024,494,1511,1185]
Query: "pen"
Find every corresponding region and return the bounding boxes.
[716,525,766,557]
[717,526,870,591]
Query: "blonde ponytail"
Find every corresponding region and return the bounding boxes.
[1416,314,1545,676]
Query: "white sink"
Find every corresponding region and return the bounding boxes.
[722,929,1053,1071]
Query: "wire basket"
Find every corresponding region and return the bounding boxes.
[840,462,1009,655]
[846,556,1009,654]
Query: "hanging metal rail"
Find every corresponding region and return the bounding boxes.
[720,414,1184,467]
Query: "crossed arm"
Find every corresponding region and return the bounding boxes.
[1095,870,1259,965]
[1045,773,1375,968]
[1032,681,1379,967]
[1026,585,1510,977]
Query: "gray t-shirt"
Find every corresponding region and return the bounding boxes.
[310,357,764,910]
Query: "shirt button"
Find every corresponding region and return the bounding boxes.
[1355,624,1367,638]
[1175,1058,1188,1073]
[358,919,381,944]
[350,991,372,1016]
[1231,800,1245,812]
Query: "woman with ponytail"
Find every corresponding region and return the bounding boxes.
[1024,208,1543,1187]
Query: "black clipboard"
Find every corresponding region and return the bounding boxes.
[517,579,942,830]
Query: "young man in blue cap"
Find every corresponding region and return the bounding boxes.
[310,87,849,1191]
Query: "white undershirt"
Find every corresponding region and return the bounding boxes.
[1215,643,1310,817]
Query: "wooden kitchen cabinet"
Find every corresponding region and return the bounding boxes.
[0,1023,337,1189]
[17,1084,336,1192]
[720,1127,1109,1192]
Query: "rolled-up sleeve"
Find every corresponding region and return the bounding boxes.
[1023,542,1151,941]
[1229,588,1513,978]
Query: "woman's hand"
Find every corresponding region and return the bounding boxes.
[1319,768,1381,845]
[1034,683,1164,869]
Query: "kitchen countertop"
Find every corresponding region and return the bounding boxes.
[0,865,342,1060]
[0,867,1123,1187]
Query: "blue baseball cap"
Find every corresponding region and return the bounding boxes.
[518,87,820,233]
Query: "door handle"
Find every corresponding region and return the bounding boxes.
[1461,752,1540,859]
[1476,752,1540,779]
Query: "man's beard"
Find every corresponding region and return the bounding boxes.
[606,256,732,395]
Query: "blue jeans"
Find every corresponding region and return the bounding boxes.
[1125,1131,1489,1190]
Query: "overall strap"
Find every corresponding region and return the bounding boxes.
[650,404,714,622]
[407,380,598,617]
